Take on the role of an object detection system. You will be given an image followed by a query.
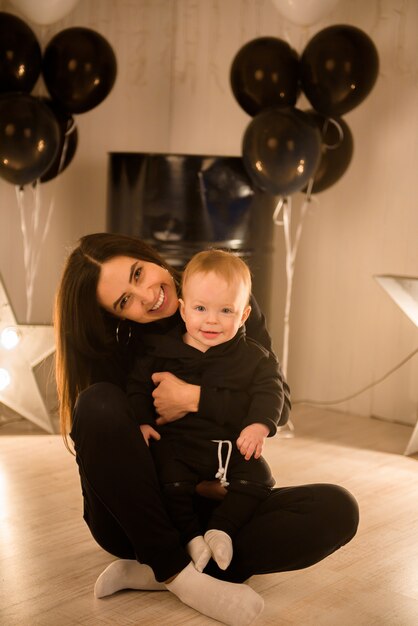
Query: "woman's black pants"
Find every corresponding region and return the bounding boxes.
[70,383,359,583]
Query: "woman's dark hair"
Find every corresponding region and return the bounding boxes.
[54,232,178,445]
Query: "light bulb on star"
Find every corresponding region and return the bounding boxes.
[1,327,21,350]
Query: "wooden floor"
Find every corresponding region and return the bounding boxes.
[1,406,418,626]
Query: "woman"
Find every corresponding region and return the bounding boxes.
[55,232,359,625]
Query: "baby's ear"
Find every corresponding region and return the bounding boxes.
[240,305,252,326]
[178,298,186,321]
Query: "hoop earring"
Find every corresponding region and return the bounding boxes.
[116,319,132,346]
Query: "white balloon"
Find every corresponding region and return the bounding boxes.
[272,0,340,27]
[10,0,80,26]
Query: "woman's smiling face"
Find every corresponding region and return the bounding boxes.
[97,256,179,323]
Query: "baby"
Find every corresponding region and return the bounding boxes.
[128,249,283,572]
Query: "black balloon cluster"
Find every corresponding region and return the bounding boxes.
[231,26,379,196]
[0,11,117,187]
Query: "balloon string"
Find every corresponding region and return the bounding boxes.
[274,190,313,377]
[15,182,55,322]
[58,117,77,175]
[16,185,33,321]
[322,117,344,150]
[282,198,292,377]
[57,129,70,176]
[33,181,55,277]
[272,197,285,225]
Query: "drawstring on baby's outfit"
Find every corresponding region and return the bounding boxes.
[212,440,232,487]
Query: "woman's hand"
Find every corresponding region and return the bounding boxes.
[236,423,269,460]
[140,424,161,446]
[152,371,200,425]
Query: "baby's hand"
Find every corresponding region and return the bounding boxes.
[140,424,161,446]
[236,423,269,460]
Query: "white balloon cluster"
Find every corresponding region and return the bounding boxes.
[9,0,80,26]
[272,0,340,27]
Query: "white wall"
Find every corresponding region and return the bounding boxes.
[0,0,416,424]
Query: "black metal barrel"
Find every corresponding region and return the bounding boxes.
[107,152,277,315]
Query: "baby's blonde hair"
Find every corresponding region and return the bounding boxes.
[182,249,252,303]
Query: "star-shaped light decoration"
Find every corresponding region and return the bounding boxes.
[375,274,418,456]
[0,275,56,433]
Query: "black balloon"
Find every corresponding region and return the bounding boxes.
[304,112,353,193]
[230,37,300,116]
[0,94,60,186]
[39,98,78,183]
[200,158,255,240]
[0,11,42,94]
[42,27,117,114]
[242,107,322,196]
[300,25,379,116]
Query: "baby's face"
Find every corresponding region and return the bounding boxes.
[179,270,251,352]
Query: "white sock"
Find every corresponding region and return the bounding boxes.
[187,535,212,572]
[166,562,264,626]
[204,529,233,570]
[94,559,165,598]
